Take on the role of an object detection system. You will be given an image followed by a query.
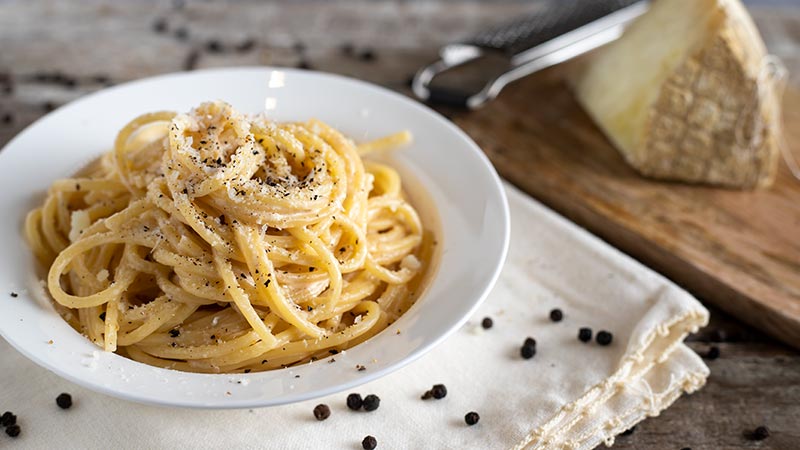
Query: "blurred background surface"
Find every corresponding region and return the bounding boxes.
[1,1,800,448]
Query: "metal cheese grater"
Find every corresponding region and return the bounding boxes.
[412,0,650,109]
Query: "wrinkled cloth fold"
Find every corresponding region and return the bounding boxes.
[0,183,708,449]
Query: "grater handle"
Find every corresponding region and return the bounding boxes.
[412,0,649,109]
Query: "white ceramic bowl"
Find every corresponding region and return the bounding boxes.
[0,67,509,408]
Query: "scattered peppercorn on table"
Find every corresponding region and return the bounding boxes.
[1,0,800,448]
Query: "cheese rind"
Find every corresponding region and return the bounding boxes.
[572,0,781,188]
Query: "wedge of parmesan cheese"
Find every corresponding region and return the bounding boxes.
[571,0,781,188]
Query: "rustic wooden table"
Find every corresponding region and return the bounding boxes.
[1,1,799,448]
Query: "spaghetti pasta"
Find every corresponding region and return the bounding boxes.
[25,101,430,373]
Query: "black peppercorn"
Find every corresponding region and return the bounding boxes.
[481,317,493,329]
[153,18,168,33]
[578,327,592,343]
[5,424,20,438]
[705,346,720,360]
[56,393,72,409]
[431,384,447,399]
[346,393,363,410]
[549,308,563,322]
[362,435,377,450]
[0,411,16,427]
[596,331,613,346]
[465,411,480,426]
[206,40,223,53]
[751,426,770,440]
[521,344,536,359]
[362,394,380,411]
[313,404,330,421]
[169,329,180,338]
[421,390,433,400]
[358,49,376,62]
[524,337,536,347]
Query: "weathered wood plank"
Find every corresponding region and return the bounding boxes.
[1,1,799,449]
[612,339,800,450]
[450,68,800,350]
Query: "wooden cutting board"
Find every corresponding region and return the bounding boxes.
[447,67,800,349]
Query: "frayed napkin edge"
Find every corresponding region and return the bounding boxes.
[513,303,710,449]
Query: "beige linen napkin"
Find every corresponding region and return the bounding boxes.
[0,183,709,449]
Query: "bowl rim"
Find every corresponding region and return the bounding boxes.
[0,66,510,408]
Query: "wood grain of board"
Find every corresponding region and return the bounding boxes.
[1,2,800,447]
[449,66,800,349]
